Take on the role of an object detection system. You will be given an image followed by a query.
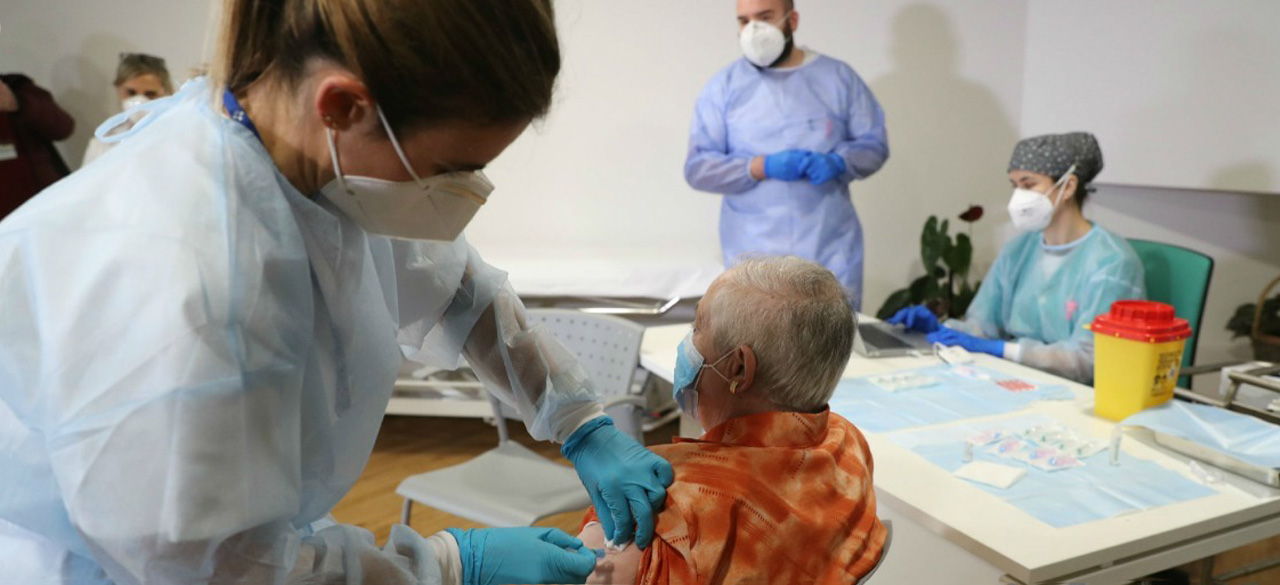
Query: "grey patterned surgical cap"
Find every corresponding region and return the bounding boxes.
[1008,132,1104,185]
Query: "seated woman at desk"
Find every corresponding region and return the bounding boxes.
[573,256,887,585]
[890,132,1145,384]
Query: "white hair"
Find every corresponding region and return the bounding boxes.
[708,256,855,411]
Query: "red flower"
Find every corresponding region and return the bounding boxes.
[959,205,984,223]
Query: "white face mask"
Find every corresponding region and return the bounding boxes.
[318,108,493,242]
[1007,163,1076,233]
[121,95,150,111]
[739,14,790,68]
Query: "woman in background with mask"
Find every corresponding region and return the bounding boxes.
[81,53,174,167]
[0,0,672,583]
[890,132,1145,384]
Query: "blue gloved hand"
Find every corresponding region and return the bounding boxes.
[927,327,1006,358]
[763,149,813,181]
[800,152,847,185]
[886,305,942,333]
[562,417,675,550]
[446,526,597,585]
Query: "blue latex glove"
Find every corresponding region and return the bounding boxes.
[763,149,813,181]
[886,305,942,333]
[800,152,847,185]
[562,417,674,549]
[928,327,1006,358]
[446,526,597,585]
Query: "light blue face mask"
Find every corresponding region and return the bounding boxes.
[673,330,732,419]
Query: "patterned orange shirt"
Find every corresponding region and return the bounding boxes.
[584,408,885,585]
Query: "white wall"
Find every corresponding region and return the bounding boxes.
[0,0,216,168]
[472,0,1031,316]
[1021,0,1280,194]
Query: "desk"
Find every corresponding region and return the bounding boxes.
[639,322,1280,584]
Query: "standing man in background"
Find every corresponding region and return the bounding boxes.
[684,0,889,309]
[0,74,74,219]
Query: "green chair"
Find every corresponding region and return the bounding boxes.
[1128,239,1215,388]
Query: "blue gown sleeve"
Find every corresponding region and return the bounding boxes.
[948,243,1013,339]
[399,239,604,443]
[832,66,889,182]
[683,74,760,195]
[1011,254,1146,384]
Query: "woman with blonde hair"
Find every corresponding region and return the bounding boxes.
[0,0,672,583]
[81,52,175,166]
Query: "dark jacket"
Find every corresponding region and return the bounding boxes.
[0,73,75,219]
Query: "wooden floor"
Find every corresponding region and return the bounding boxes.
[335,415,1280,584]
[332,414,677,541]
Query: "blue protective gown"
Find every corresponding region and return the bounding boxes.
[948,225,1146,384]
[684,51,889,309]
[0,79,603,584]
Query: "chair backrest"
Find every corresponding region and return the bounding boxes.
[856,519,893,585]
[1129,239,1214,388]
[525,309,646,400]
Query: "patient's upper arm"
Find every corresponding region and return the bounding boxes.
[577,521,642,585]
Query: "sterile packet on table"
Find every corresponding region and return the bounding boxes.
[987,438,1031,458]
[966,429,1008,446]
[954,461,1027,489]
[869,373,939,392]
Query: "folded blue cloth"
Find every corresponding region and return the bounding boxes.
[1124,401,1280,469]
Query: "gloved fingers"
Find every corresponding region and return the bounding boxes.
[546,545,599,583]
[652,457,675,487]
[537,527,585,550]
[624,486,657,549]
[927,328,957,345]
[644,458,674,510]
[589,492,616,545]
[886,307,910,326]
[602,486,636,547]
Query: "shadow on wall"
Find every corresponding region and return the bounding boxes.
[50,34,133,170]
[857,3,1020,313]
[1092,183,1280,268]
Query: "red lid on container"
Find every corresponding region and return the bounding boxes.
[1088,300,1192,343]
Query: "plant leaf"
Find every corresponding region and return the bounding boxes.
[876,288,913,320]
[908,275,933,303]
[921,216,941,272]
[952,233,973,277]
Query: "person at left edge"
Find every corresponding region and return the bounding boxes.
[0,73,74,219]
[0,0,672,583]
[684,0,890,309]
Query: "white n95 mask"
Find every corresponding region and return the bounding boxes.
[739,18,788,68]
[1007,163,1076,233]
[319,108,493,242]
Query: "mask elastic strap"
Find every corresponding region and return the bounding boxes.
[1050,163,1079,207]
[325,127,352,195]
[376,107,427,188]
[701,348,738,383]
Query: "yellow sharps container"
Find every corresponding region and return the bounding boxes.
[1088,301,1192,421]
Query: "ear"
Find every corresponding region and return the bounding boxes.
[733,345,758,395]
[1061,175,1080,202]
[313,73,376,133]
[789,10,800,32]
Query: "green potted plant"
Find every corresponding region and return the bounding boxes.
[1226,275,1280,362]
[876,206,984,321]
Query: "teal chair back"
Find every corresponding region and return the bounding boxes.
[1128,239,1214,388]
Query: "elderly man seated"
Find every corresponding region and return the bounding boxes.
[576,256,886,585]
